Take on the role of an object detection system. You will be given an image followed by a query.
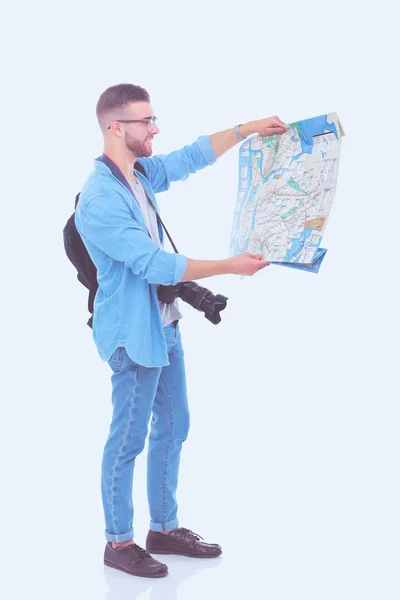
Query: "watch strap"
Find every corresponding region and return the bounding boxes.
[234,124,245,142]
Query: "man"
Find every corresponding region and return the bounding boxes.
[75,83,287,578]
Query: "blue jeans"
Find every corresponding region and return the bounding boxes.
[101,321,190,542]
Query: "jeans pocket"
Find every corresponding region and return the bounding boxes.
[108,347,123,373]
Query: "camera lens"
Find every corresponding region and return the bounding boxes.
[157,282,228,324]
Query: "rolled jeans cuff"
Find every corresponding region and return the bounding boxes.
[105,528,133,543]
[150,517,179,533]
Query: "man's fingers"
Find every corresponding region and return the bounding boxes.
[272,116,288,128]
[251,253,264,260]
[255,254,270,264]
[255,255,270,268]
[266,126,287,136]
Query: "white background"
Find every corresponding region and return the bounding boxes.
[1,1,399,598]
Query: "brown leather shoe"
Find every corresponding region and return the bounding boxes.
[146,528,222,558]
[104,542,168,577]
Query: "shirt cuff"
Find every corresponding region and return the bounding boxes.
[196,135,217,166]
[173,253,188,285]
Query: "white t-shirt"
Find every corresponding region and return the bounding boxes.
[129,178,182,327]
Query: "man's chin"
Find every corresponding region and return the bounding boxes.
[142,143,152,157]
[135,149,152,159]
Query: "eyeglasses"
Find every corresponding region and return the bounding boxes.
[107,116,158,131]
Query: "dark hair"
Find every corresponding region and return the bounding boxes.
[96,83,150,132]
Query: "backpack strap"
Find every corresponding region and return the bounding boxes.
[135,161,146,177]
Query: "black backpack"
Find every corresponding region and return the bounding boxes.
[63,161,147,329]
[63,160,178,328]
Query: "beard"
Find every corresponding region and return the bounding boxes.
[124,131,153,158]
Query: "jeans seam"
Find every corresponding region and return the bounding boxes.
[160,371,173,529]
[110,364,138,535]
[169,327,180,351]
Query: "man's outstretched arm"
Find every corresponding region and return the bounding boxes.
[179,254,270,281]
[139,116,287,193]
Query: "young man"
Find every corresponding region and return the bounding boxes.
[75,83,287,578]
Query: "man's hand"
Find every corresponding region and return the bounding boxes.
[209,116,288,159]
[241,116,288,138]
[226,253,270,276]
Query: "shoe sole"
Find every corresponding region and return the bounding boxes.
[104,559,168,578]
[146,549,222,558]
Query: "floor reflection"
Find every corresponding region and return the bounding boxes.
[104,554,223,600]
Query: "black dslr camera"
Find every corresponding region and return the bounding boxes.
[158,282,228,325]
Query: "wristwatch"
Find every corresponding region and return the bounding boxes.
[234,124,246,142]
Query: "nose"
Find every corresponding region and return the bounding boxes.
[151,122,160,134]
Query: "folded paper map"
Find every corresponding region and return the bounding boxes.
[229,113,345,273]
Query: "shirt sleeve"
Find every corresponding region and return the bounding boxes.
[137,135,217,193]
[75,194,187,286]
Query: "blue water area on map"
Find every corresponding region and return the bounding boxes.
[289,153,302,167]
[284,228,314,262]
[292,114,338,156]
[266,168,282,181]
[294,238,322,263]
[271,168,290,180]
[234,149,259,252]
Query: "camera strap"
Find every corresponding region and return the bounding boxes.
[154,213,179,254]
[136,187,180,255]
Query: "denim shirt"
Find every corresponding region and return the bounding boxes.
[75,135,217,367]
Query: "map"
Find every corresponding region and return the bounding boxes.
[229,113,345,273]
